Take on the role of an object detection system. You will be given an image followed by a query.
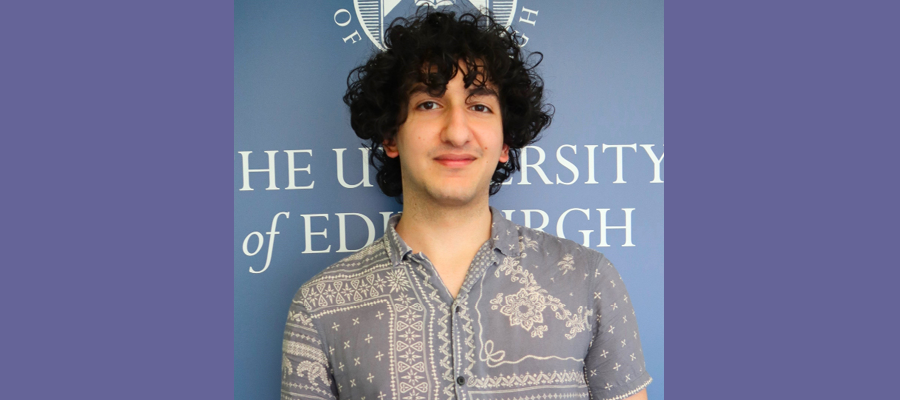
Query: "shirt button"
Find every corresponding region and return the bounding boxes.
[456,376,466,386]
[455,306,461,313]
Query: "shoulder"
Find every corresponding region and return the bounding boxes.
[498,222,619,293]
[292,235,393,309]
[511,222,608,271]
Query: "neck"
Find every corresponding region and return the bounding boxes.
[394,195,493,260]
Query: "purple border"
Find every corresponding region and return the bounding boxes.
[1,1,233,398]
[3,0,899,398]
[667,1,897,399]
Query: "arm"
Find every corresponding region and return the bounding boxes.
[584,254,652,399]
[282,292,339,400]
[624,388,648,400]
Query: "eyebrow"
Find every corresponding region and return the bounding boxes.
[467,86,499,99]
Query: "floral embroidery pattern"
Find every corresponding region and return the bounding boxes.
[519,236,539,254]
[491,253,591,340]
[283,340,331,386]
[494,288,547,337]
[282,354,292,377]
[467,369,586,389]
[483,393,588,400]
[295,360,331,386]
[386,269,412,294]
[394,292,429,400]
[557,254,575,275]
[300,270,392,310]
[287,309,314,327]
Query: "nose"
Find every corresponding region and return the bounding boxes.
[440,104,472,147]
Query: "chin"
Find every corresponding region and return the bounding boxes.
[426,187,479,206]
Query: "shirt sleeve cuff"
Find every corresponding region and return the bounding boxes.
[595,370,652,400]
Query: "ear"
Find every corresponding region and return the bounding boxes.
[383,138,399,158]
[499,144,510,163]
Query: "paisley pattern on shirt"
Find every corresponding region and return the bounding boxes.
[282,207,651,400]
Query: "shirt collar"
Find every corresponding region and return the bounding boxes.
[384,206,520,267]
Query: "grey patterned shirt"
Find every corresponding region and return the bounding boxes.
[282,207,651,400]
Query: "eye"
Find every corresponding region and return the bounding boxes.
[470,104,492,113]
[416,101,439,110]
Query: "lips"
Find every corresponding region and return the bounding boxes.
[434,154,476,168]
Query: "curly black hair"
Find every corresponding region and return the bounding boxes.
[343,9,553,201]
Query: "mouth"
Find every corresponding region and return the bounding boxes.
[434,155,476,168]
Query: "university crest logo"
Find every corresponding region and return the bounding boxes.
[335,0,536,50]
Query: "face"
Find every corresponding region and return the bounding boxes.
[383,66,509,207]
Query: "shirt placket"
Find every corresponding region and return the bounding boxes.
[450,294,468,400]
[409,252,471,400]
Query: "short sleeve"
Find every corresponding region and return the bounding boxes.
[584,254,652,399]
[281,291,339,400]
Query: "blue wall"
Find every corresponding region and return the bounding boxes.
[235,0,664,398]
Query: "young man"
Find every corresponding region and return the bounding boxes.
[282,11,651,400]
